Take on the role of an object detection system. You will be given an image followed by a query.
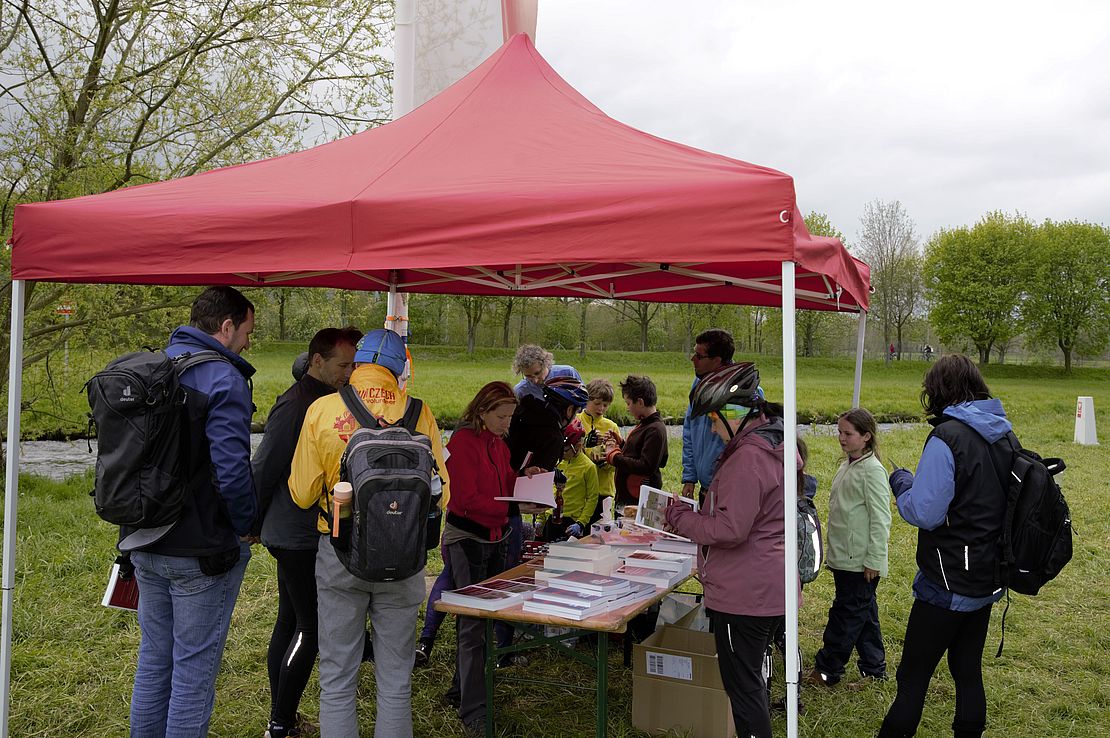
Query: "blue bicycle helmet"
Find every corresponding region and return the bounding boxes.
[542,375,589,409]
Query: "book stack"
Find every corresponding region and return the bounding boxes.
[540,542,619,576]
[523,570,658,620]
[621,549,694,578]
[650,538,699,556]
[612,564,685,589]
[592,525,662,549]
[440,577,542,611]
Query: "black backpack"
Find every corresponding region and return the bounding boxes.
[85,349,229,535]
[989,434,1072,596]
[330,385,441,582]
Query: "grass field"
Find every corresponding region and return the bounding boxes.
[14,341,1110,437]
[3,349,1108,736]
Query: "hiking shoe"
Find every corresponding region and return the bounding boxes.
[264,722,301,738]
[846,671,889,690]
[415,638,433,667]
[769,696,806,714]
[802,667,839,687]
[295,714,319,738]
[462,718,485,737]
[441,691,461,710]
[495,653,528,669]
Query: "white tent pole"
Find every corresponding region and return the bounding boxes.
[852,310,867,408]
[385,286,409,340]
[781,262,799,738]
[393,0,416,119]
[1,279,27,738]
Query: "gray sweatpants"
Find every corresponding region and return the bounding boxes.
[316,537,425,738]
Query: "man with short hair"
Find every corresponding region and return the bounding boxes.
[511,343,582,401]
[128,286,258,737]
[254,326,362,738]
[289,329,450,738]
[681,329,735,502]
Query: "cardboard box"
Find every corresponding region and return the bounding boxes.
[632,625,735,738]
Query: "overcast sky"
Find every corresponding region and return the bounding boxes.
[535,0,1110,247]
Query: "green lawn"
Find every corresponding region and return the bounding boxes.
[3,352,1108,736]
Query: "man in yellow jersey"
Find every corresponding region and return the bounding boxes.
[289,329,449,738]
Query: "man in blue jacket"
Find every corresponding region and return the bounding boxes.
[681,329,734,503]
[128,286,258,737]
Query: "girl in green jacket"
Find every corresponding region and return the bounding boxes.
[805,408,893,686]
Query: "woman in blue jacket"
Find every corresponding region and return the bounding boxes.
[878,355,1009,738]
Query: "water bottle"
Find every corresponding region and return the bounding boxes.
[331,481,353,538]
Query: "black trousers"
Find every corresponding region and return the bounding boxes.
[878,598,992,738]
[266,547,319,727]
[814,568,886,680]
[708,609,781,738]
[445,536,507,727]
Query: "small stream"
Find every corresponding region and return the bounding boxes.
[4,422,925,481]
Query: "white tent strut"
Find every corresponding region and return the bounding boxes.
[781,262,800,738]
[1,279,27,738]
[853,311,867,408]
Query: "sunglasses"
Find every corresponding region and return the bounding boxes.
[710,404,747,422]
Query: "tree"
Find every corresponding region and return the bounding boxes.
[604,300,662,352]
[676,303,723,355]
[856,200,922,358]
[1022,220,1110,373]
[798,212,845,357]
[496,297,516,348]
[576,298,591,359]
[924,211,1034,365]
[0,0,393,426]
[452,296,489,354]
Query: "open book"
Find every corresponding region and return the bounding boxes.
[634,485,698,539]
[494,470,556,507]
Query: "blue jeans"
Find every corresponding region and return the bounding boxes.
[129,542,251,738]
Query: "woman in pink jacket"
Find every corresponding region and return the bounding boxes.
[665,362,789,738]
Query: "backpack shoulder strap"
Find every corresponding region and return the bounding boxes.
[340,384,381,429]
[400,397,424,434]
[173,349,230,373]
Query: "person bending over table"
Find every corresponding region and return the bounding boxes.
[441,381,519,736]
[665,361,791,738]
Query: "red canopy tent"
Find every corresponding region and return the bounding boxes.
[10,34,868,312]
[4,33,870,737]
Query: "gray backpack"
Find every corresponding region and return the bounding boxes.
[797,494,824,584]
[330,385,438,582]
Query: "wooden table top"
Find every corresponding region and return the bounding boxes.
[434,558,696,634]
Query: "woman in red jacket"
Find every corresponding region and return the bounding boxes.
[442,381,518,736]
[665,362,788,738]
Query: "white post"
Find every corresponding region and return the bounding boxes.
[1,280,27,738]
[781,262,800,738]
[852,310,867,408]
[393,0,416,119]
[385,286,409,341]
[1074,396,1098,445]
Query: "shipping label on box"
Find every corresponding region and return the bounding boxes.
[645,650,693,681]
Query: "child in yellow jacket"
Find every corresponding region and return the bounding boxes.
[578,378,621,520]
